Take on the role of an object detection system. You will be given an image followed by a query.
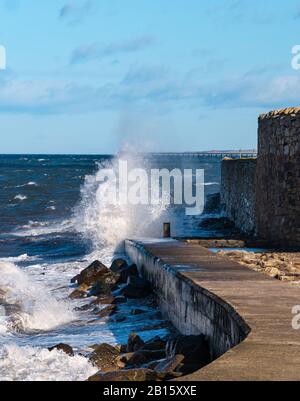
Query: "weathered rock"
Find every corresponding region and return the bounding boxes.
[89,343,120,371]
[121,276,152,299]
[117,264,139,284]
[166,335,211,371]
[89,281,113,297]
[69,288,88,299]
[154,354,184,373]
[110,259,128,273]
[90,295,116,306]
[143,336,166,351]
[265,266,281,278]
[88,368,163,382]
[94,305,117,318]
[120,350,166,368]
[71,260,119,287]
[127,333,145,352]
[48,343,74,356]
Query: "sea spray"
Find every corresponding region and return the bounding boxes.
[0,261,75,333]
[0,344,97,381]
[74,154,169,248]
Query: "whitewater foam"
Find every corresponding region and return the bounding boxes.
[0,344,97,381]
[0,261,75,334]
[14,194,27,201]
[74,155,168,248]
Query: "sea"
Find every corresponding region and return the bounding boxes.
[0,154,221,381]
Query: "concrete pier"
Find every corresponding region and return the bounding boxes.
[125,239,300,381]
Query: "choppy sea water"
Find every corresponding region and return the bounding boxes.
[0,154,220,381]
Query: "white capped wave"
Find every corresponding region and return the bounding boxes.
[0,261,75,334]
[0,344,97,381]
[14,219,74,237]
[0,254,37,263]
[16,182,38,188]
[74,155,168,248]
[14,194,27,201]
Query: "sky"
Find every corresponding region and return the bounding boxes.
[1,0,300,154]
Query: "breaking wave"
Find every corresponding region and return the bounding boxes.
[0,261,75,334]
[0,345,97,381]
[74,155,168,248]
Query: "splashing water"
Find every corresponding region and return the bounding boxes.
[0,344,97,381]
[0,261,75,334]
[75,154,169,248]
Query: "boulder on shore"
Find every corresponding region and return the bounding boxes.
[121,276,152,299]
[88,368,163,382]
[154,354,184,373]
[143,336,167,351]
[166,335,211,373]
[48,343,74,356]
[120,350,166,368]
[94,304,117,318]
[117,264,139,284]
[71,260,119,287]
[110,258,128,273]
[127,333,145,353]
[89,343,120,371]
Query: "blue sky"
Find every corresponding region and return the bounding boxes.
[1,0,300,153]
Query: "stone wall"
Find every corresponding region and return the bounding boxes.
[256,108,300,247]
[221,158,257,235]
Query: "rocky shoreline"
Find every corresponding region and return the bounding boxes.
[48,257,211,381]
[216,250,300,284]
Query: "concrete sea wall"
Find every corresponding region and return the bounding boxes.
[220,158,257,235]
[125,240,250,360]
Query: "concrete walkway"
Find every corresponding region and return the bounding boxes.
[128,239,300,381]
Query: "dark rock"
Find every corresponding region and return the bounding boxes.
[69,288,88,299]
[48,343,74,356]
[117,264,139,284]
[110,258,128,273]
[89,343,120,371]
[120,350,166,368]
[88,368,163,382]
[71,260,119,287]
[127,333,145,353]
[94,305,117,318]
[143,336,166,351]
[154,354,185,373]
[90,295,116,306]
[203,192,221,214]
[70,275,79,284]
[121,276,152,299]
[166,335,211,372]
[89,281,113,297]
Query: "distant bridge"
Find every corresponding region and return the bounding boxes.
[118,150,257,159]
